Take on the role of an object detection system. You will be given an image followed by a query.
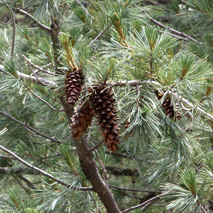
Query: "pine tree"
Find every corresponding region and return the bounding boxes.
[0,0,212,212]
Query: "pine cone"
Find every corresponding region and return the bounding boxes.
[90,86,120,153]
[65,68,84,105]
[70,98,94,140]
[155,90,182,121]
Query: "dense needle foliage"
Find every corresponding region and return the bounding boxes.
[0,0,212,212]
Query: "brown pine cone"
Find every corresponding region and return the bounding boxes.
[65,68,84,105]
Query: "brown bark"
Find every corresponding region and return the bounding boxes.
[75,136,121,213]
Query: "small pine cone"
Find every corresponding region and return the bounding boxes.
[65,68,84,105]
[90,86,120,153]
[155,90,182,121]
[70,99,94,140]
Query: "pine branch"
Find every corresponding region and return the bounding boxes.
[197,200,208,213]
[143,11,202,44]
[0,145,92,191]
[0,167,39,175]
[13,8,51,33]
[122,191,171,213]
[21,80,64,112]
[17,71,56,86]
[6,69,213,124]
[89,23,112,46]
[0,110,62,144]
[0,154,14,159]
[23,56,58,76]
[17,174,36,189]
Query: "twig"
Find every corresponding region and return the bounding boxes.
[108,80,162,87]
[6,69,213,123]
[107,80,213,122]
[14,174,31,194]
[2,0,16,58]
[0,154,14,159]
[17,174,36,189]
[23,56,58,76]
[90,141,103,152]
[109,185,160,193]
[122,191,171,212]
[89,23,112,46]
[0,145,92,191]
[21,80,64,112]
[0,110,62,144]
[140,198,159,211]
[144,11,202,44]
[158,28,189,41]
[197,200,208,213]
[13,8,51,33]
[95,150,109,180]
[27,63,51,86]
[0,18,12,25]
[17,71,56,86]
[167,91,213,121]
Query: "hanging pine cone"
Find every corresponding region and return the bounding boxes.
[70,98,94,140]
[90,86,120,153]
[155,90,182,121]
[65,67,84,105]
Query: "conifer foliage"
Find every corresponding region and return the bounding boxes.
[0,0,212,212]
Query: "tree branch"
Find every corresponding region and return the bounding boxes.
[122,191,170,213]
[17,71,56,86]
[144,11,202,44]
[0,166,39,175]
[17,174,36,189]
[2,67,212,124]
[21,80,64,112]
[0,154,14,159]
[74,136,121,212]
[13,8,51,33]
[0,110,62,144]
[89,23,112,46]
[23,55,58,76]
[0,145,92,191]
